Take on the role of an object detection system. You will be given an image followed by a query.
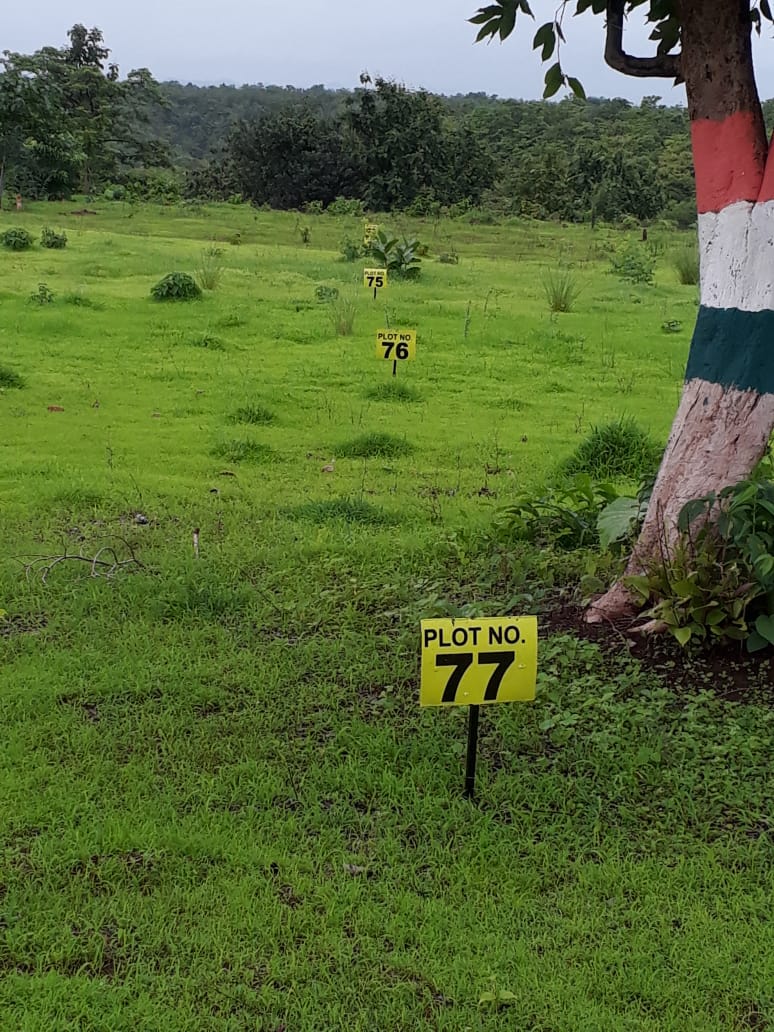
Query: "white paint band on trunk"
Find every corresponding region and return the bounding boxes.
[699,199,774,313]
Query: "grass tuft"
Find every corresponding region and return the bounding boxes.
[328,295,357,336]
[189,333,226,350]
[229,403,275,425]
[543,268,581,313]
[673,247,700,285]
[0,365,26,389]
[336,432,414,458]
[561,416,662,480]
[289,497,397,524]
[365,381,423,403]
[212,439,275,463]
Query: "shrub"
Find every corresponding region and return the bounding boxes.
[151,272,201,301]
[1,228,33,251]
[543,268,581,313]
[304,200,324,216]
[339,237,362,262]
[196,246,224,290]
[367,230,422,279]
[609,242,655,285]
[561,417,662,480]
[103,184,126,201]
[327,197,365,218]
[40,227,67,249]
[0,365,25,389]
[673,247,700,285]
[336,432,413,459]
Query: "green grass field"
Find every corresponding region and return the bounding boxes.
[1,202,772,1031]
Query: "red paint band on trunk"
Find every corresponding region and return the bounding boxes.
[692,112,765,213]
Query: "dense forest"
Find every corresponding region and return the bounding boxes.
[9,24,774,225]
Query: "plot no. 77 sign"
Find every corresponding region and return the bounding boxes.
[420,617,537,707]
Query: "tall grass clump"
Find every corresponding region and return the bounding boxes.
[0,365,25,389]
[543,268,581,313]
[329,296,357,337]
[561,416,662,480]
[289,497,396,525]
[196,246,225,290]
[212,439,275,463]
[229,404,275,425]
[365,381,423,403]
[673,247,700,285]
[337,432,413,459]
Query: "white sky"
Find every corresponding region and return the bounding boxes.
[4,1,774,103]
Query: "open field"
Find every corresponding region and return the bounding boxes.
[1,202,772,1031]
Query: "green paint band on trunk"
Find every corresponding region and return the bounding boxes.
[685,306,774,394]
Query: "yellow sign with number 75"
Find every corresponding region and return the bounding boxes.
[420,617,537,706]
[364,268,387,290]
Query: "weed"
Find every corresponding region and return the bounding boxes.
[0,365,25,389]
[562,416,662,480]
[496,475,619,549]
[40,227,67,249]
[229,403,275,425]
[336,431,413,458]
[339,237,363,262]
[62,291,102,308]
[289,497,396,524]
[189,333,225,350]
[543,267,581,313]
[365,381,423,403]
[212,439,275,463]
[28,283,55,305]
[195,246,224,290]
[315,284,339,303]
[661,319,683,334]
[151,272,201,301]
[610,242,655,285]
[673,247,700,285]
[328,295,357,336]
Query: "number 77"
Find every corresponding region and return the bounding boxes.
[436,651,515,703]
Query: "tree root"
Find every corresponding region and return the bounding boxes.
[584,580,641,626]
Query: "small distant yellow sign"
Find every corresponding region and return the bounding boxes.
[420,617,538,707]
[364,268,387,291]
[364,223,379,246]
[376,329,416,361]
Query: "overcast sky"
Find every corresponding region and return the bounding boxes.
[5,1,774,104]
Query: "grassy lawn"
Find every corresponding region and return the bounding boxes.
[1,202,772,1031]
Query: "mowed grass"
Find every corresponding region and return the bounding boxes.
[1,202,772,1032]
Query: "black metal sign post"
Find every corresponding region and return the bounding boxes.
[463,704,480,800]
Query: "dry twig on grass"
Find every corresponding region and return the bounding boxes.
[14,538,145,583]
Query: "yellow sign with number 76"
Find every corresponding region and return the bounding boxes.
[420,617,537,706]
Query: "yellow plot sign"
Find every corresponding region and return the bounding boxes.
[364,223,379,246]
[420,617,537,707]
[363,268,387,291]
[376,329,416,361]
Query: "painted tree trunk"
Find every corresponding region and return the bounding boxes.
[589,0,774,621]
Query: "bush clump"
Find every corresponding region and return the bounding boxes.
[561,417,662,480]
[41,227,67,249]
[1,228,33,251]
[151,272,201,301]
[336,432,413,459]
[0,365,26,389]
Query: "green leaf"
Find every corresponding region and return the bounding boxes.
[567,76,586,100]
[499,2,517,39]
[597,496,638,550]
[746,629,769,652]
[543,62,563,99]
[672,625,692,646]
[754,612,774,645]
[532,22,556,61]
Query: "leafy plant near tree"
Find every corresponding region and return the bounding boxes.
[366,230,422,279]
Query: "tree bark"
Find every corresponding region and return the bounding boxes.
[589,0,774,622]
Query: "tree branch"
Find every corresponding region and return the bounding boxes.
[605,0,682,80]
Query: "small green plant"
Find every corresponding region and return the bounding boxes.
[438,251,459,265]
[298,225,311,245]
[315,284,339,303]
[196,246,224,290]
[212,439,275,463]
[326,196,365,217]
[365,381,423,402]
[562,417,662,480]
[230,404,275,425]
[328,296,357,337]
[40,227,67,249]
[336,432,413,459]
[1,228,33,251]
[673,247,700,285]
[62,291,101,308]
[496,475,619,550]
[610,242,655,285]
[0,365,25,389]
[28,283,55,305]
[228,232,242,246]
[151,272,201,301]
[543,267,581,313]
[304,200,324,216]
[661,319,683,334]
